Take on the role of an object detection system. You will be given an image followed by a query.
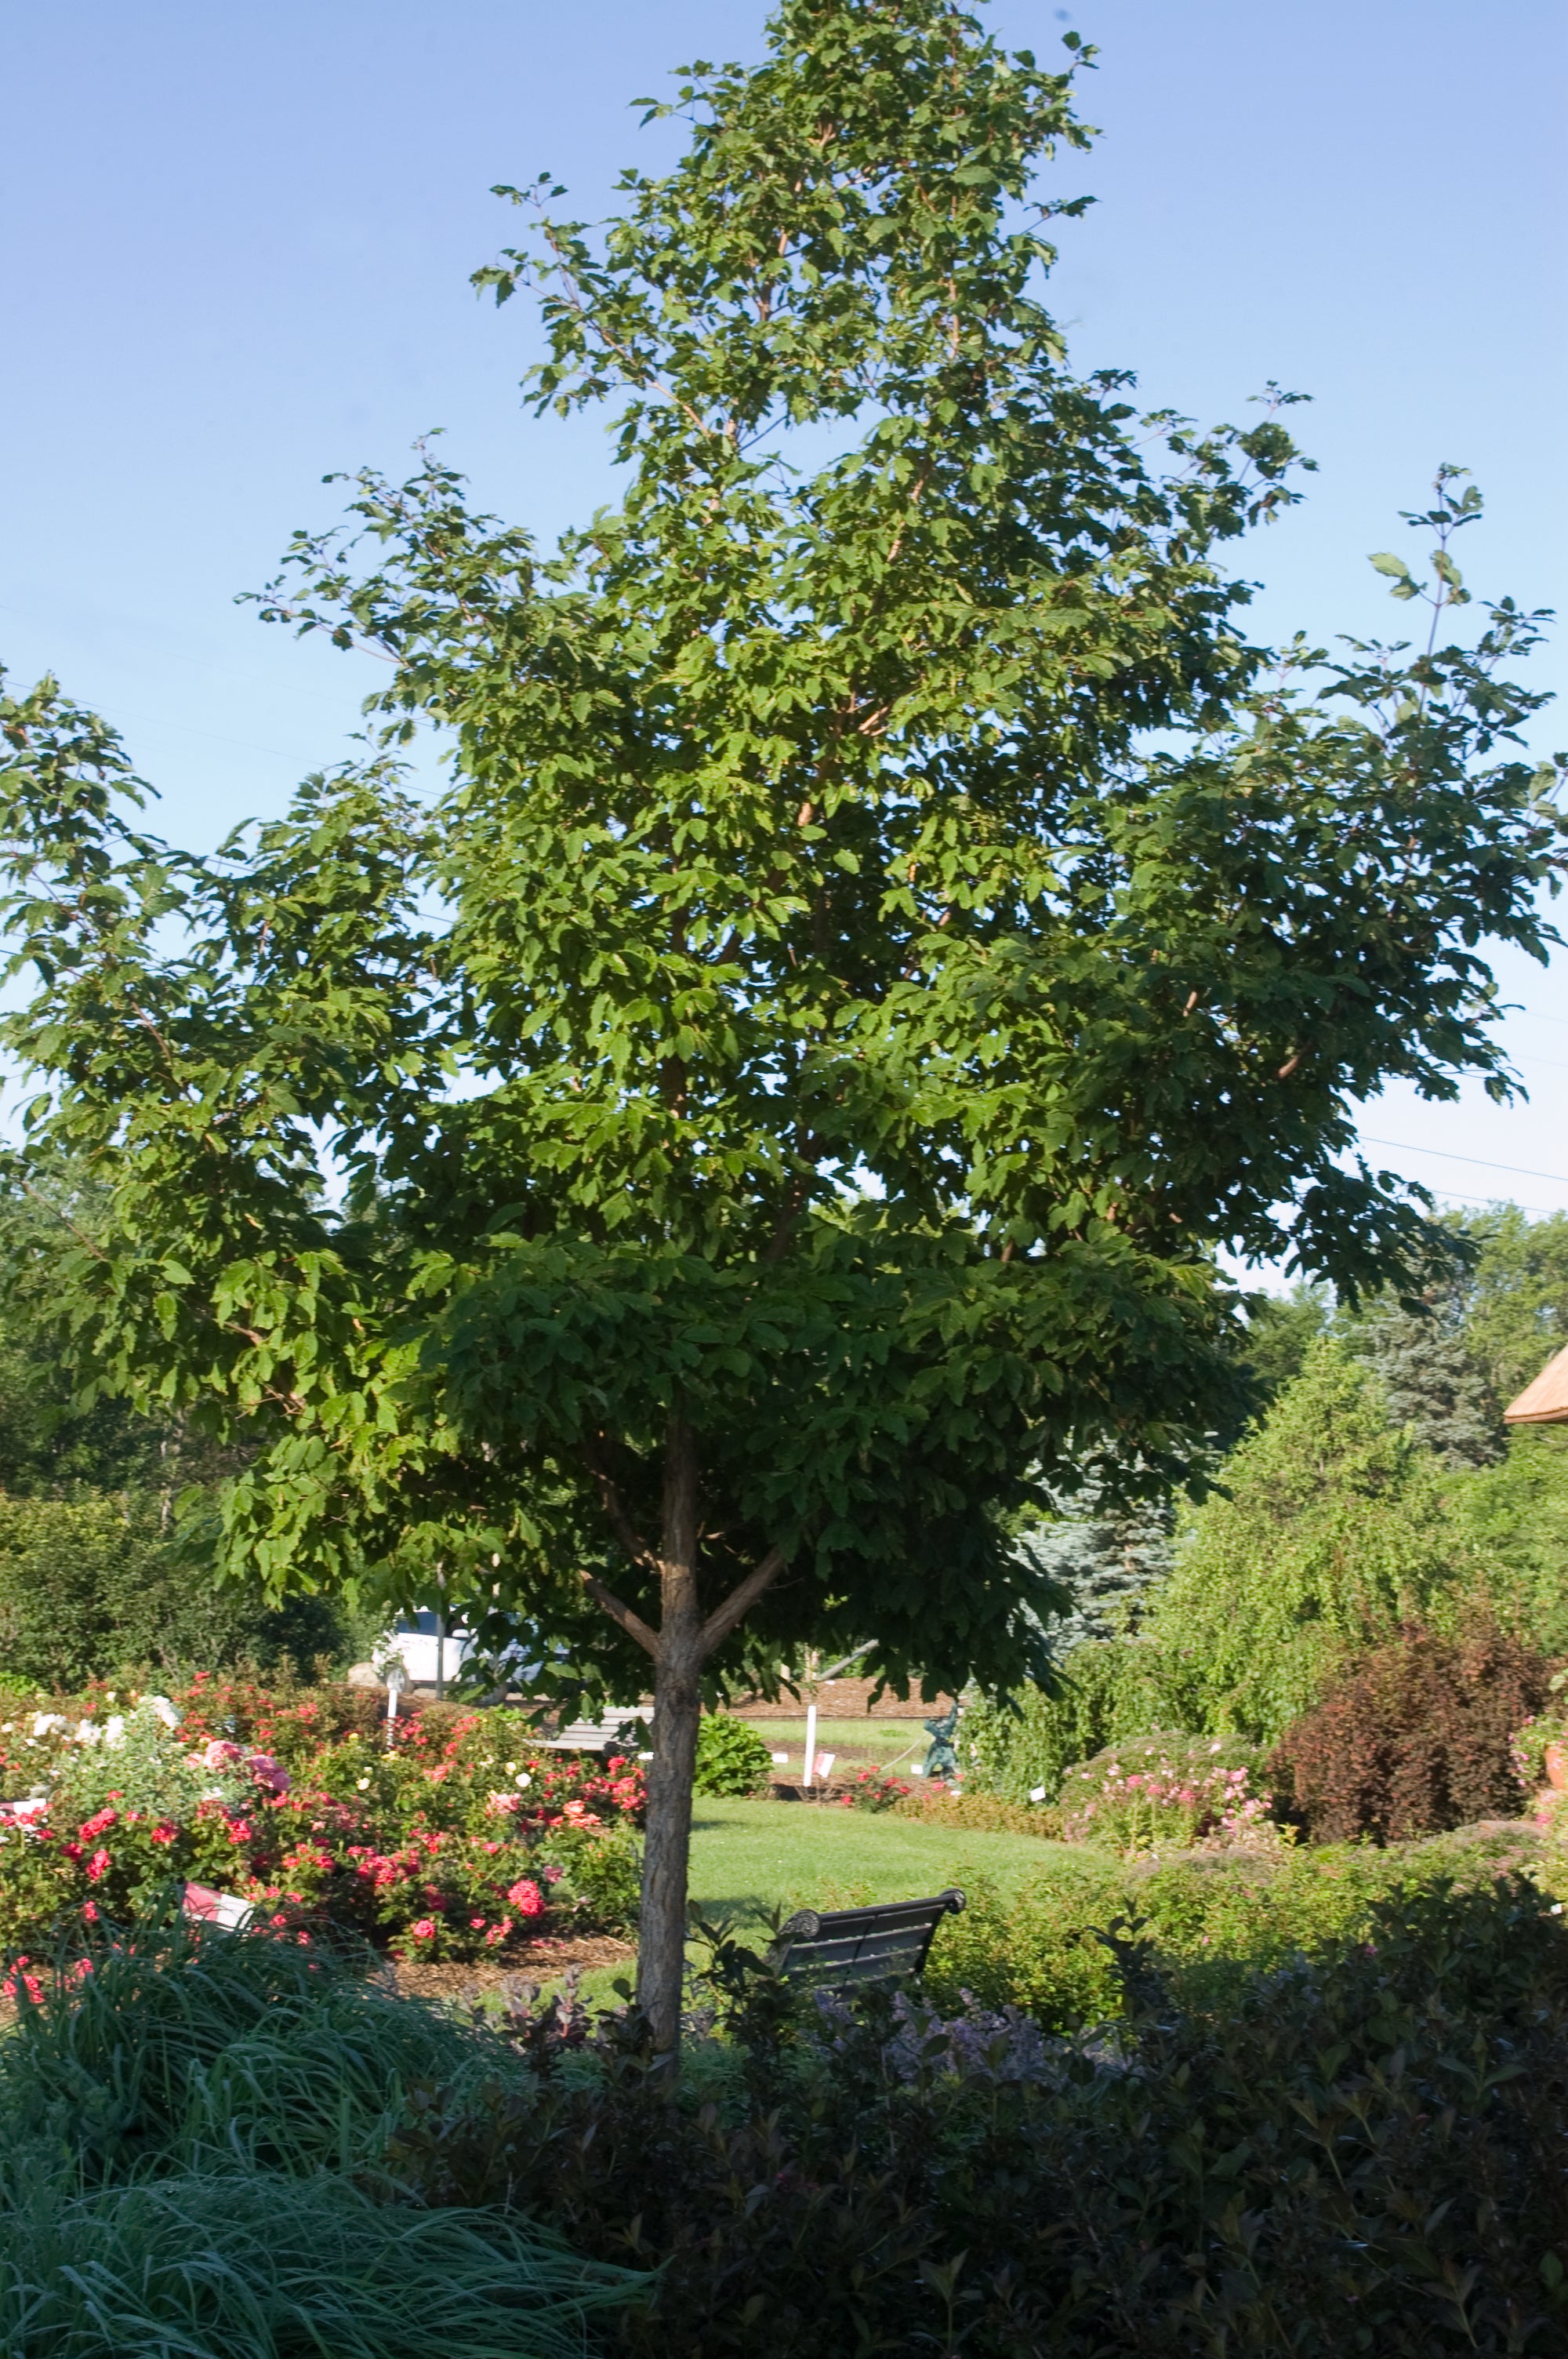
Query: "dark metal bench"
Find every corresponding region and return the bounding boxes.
[770,1887,965,1990]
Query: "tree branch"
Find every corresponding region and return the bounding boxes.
[579,1439,659,1570]
[699,1543,787,1660]
[815,1637,876,1685]
[15,1175,109,1260]
[580,1570,659,1659]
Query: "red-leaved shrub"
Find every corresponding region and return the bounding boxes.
[1269,1626,1552,1844]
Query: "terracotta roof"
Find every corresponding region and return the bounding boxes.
[1504,1343,1568,1425]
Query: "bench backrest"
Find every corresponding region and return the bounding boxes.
[771,1887,965,1989]
[539,1709,652,1756]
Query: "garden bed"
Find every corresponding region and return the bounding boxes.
[1,1677,644,1972]
[390,1932,635,2004]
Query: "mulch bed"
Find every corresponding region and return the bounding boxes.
[388,1932,635,2004]
[733,1676,954,1719]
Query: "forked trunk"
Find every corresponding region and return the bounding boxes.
[589,1419,785,2065]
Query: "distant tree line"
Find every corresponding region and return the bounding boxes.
[0,1274,374,1693]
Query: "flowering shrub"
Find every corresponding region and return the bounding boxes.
[0,1681,645,1964]
[1508,1670,1568,1805]
[1056,1736,1279,1856]
[829,1765,913,1812]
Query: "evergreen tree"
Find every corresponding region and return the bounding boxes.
[1017,1481,1174,1650]
[1355,1292,1504,1469]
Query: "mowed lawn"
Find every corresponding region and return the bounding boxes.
[688,1797,1073,1924]
[736,1717,932,1775]
[483,1801,1075,2010]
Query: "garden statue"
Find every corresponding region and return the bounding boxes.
[921,1701,961,1781]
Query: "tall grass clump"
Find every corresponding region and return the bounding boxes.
[0,1921,641,2357]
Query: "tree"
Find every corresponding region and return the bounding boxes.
[1450,1205,1568,1405]
[1144,1341,1457,1740]
[1234,1283,1333,1414]
[1353,1292,1504,1470]
[0,0,1561,2053]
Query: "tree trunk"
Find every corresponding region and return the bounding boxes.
[634,1419,702,2059]
[586,1421,785,2065]
[637,1630,702,2056]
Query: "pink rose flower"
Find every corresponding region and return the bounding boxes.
[506,1877,545,1918]
[410,1917,437,1940]
[85,1848,111,1883]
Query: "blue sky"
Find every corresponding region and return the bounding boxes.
[2,0,1566,1254]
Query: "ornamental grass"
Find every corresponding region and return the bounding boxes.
[0,1921,641,2358]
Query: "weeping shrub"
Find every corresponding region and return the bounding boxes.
[1141,1340,1454,1741]
[961,1637,1172,1802]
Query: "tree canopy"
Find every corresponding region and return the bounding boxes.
[0,0,1560,2045]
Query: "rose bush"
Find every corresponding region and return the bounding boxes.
[1055,1735,1283,1857]
[0,1681,645,1963]
[830,1765,913,1812]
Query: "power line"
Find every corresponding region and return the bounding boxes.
[1424,1187,1559,1217]
[1358,1136,1568,1189]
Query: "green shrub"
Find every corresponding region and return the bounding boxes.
[398,1852,1568,2355]
[692,1712,773,1796]
[1269,1623,1552,1843]
[961,1637,1171,1801]
[1142,1339,1456,1740]
[891,1788,1058,1837]
[923,1826,1556,2029]
[922,1862,1125,2023]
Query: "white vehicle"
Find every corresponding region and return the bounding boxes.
[376,1614,538,1694]
[381,1611,476,1690]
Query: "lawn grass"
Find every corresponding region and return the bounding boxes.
[734,1716,932,1772]
[688,1797,1074,1923]
[485,1800,1075,2012]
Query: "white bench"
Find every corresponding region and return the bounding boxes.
[538,1707,652,1757]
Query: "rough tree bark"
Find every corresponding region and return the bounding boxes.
[581,1416,787,2063]
[637,1422,704,2055]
